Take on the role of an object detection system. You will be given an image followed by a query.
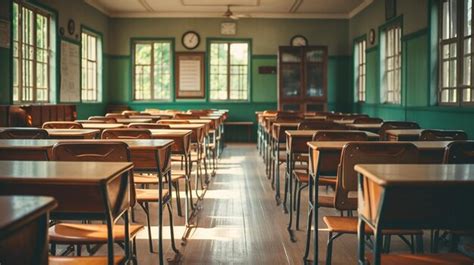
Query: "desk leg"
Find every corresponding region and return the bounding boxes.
[275,145,281,205]
[303,173,314,263]
[312,173,319,265]
[287,152,296,242]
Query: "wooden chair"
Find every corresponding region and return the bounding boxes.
[293,131,368,230]
[122,110,141,117]
[89,116,118,123]
[42,121,83,129]
[420,129,468,141]
[444,141,474,163]
[0,128,49,139]
[379,121,420,140]
[342,114,369,120]
[50,142,142,261]
[101,128,185,217]
[276,111,303,119]
[354,117,383,124]
[175,113,200,119]
[0,147,49,161]
[297,121,346,130]
[127,123,170,129]
[189,110,213,116]
[323,142,423,265]
[101,128,152,139]
[158,120,190,124]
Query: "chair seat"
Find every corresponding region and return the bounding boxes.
[49,256,125,265]
[134,173,185,184]
[49,223,144,244]
[365,253,474,265]
[318,195,335,208]
[293,170,336,186]
[136,188,170,202]
[324,216,423,235]
[294,170,309,183]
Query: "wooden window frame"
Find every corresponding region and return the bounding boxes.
[382,24,402,104]
[132,40,173,101]
[81,30,100,102]
[355,38,367,102]
[209,40,250,101]
[13,1,52,103]
[438,0,474,105]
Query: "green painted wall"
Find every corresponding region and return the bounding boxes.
[350,0,473,138]
[252,56,277,103]
[0,0,11,105]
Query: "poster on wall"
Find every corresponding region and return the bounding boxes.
[60,39,81,102]
[175,52,205,98]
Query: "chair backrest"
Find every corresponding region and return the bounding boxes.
[42,121,83,129]
[51,141,135,214]
[89,116,117,123]
[0,147,49,161]
[175,113,200,119]
[128,123,170,129]
[420,129,468,141]
[105,113,127,119]
[102,128,152,139]
[0,128,49,139]
[379,121,420,140]
[342,114,369,120]
[354,117,383,124]
[189,110,213,116]
[158,119,190,124]
[276,111,303,119]
[121,110,141,117]
[313,131,368,141]
[298,121,346,130]
[443,141,474,164]
[335,142,419,210]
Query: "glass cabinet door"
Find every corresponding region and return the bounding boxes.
[281,64,301,97]
[305,49,326,98]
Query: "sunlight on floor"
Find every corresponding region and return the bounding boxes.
[135,225,243,241]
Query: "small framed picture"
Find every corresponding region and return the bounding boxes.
[385,0,396,20]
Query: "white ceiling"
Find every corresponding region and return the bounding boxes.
[85,0,374,19]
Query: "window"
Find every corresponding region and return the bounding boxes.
[12,1,54,103]
[382,24,402,104]
[354,39,367,102]
[439,0,473,104]
[133,41,172,101]
[209,41,249,101]
[81,30,102,102]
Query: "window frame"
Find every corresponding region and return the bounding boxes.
[80,26,102,103]
[207,38,252,102]
[354,36,367,102]
[131,38,174,102]
[380,20,403,105]
[438,0,474,106]
[12,0,54,103]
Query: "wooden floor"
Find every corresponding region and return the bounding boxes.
[118,143,420,264]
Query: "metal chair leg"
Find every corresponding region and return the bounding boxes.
[139,202,154,253]
[166,202,180,254]
[173,181,183,217]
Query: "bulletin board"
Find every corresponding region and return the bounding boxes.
[175,52,205,98]
[60,39,80,102]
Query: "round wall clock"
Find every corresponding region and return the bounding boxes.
[290,35,308,46]
[369,29,376,45]
[67,19,75,35]
[182,31,200,50]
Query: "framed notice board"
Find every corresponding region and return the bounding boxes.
[175,52,205,99]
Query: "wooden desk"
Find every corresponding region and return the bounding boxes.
[385,129,423,141]
[355,164,474,265]
[334,119,355,124]
[0,196,57,265]
[116,118,153,124]
[345,123,382,133]
[0,161,133,264]
[81,123,125,130]
[167,124,206,144]
[45,129,100,139]
[149,129,192,156]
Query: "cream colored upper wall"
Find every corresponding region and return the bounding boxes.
[349,0,428,47]
[107,17,349,56]
[38,0,109,52]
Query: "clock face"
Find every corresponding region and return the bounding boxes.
[291,35,307,46]
[182,31,200,50]
[369,29,376,44]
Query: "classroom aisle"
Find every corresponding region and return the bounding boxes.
[127,143,356,264]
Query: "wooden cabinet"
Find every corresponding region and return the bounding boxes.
[278,46,328,112]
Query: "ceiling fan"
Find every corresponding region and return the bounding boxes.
[223,5,250,20]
